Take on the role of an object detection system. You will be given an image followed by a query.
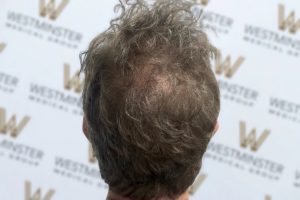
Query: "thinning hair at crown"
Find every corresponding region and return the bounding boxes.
[80,0,220,199]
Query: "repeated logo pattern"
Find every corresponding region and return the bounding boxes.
[0,108,30,138]
[278,4,300,34]
[0,0,299,199]
[239,121,270,152]
[39,0,69,20]
[25,181,55,200]
[214,52,245,78]
[63,63,84,93]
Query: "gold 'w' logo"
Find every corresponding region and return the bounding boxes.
[25,181,55,200]
[239,121,270,152]
[215,52,245,78]
[89,143,97,164]
[64,63,84,93]
[39,0,69,20]
[278,4,300,34]
[0,43,6,53]
[0,108,30,138]
[188,174,207,195]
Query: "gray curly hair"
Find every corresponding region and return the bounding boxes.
[81,0,220,199]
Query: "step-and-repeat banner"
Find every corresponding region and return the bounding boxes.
[0,0,299,199]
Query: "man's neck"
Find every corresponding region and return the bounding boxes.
[106,190,189,200]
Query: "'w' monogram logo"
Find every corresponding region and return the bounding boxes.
[64,63,84,93]
[189,174,207,195]
[39,0,69,20]
[0,43,6,53]
[25,181,55,200]
[0,108,30,138]
[239,121,270,152]
[278,4,300,34]
[215,52,245,78]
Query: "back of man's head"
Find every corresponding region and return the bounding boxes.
[81,0,220,199]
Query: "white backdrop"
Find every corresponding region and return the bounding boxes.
[0,0,299,199]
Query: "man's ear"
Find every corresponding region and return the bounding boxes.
[82,117,89,139]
